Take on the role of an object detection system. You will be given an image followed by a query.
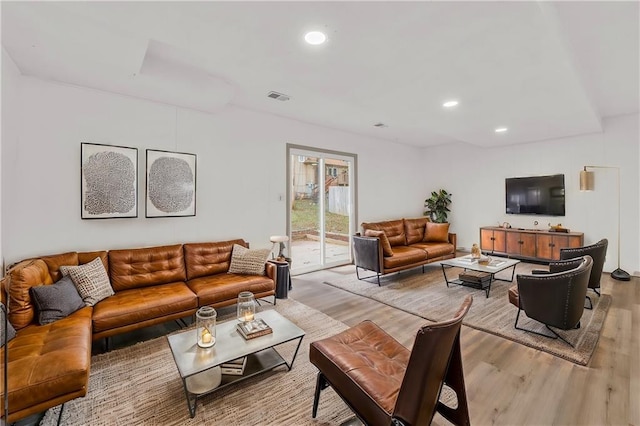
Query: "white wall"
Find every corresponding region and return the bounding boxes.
[423,113,640,274]
[1,48,23,271]
[1,76,426,264]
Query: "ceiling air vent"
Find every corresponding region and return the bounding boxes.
[267,91,290,101]
[374,122,388,128]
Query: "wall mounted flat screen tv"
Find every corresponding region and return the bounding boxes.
[506,174,565,216]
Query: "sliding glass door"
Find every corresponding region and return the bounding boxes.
[288,146,356,275]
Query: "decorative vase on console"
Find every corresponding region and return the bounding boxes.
[471,244,481,259]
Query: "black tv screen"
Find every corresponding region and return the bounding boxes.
[506,174,565,216]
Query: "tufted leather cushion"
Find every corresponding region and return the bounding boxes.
[424,222,450,242]
[41,252,79,283]
[5,306,92,418]
[364,229,393,257]
[108,244,186,291]
[310,320,410,425]
[187,273,275,307]
[78,251,109,277]
[362,220,406,247]
[382,246,427,269]
[410,242,455,258]
[92,282,197,335]
[7,260,53,330]
[41,252,109,283]
[184,239,247,280]
[404,218,430,245]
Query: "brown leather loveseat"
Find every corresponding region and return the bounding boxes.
[353,218,456,285]
[1,239,276,423]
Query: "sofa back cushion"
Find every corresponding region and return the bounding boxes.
[78,251,109,276]
[362,220,407,247]
[6,259,53,329]
[404,218,431,245]
[40,251,109,282]
[42,252,79,282]
[184,239,247,280]
[109,244,186,291]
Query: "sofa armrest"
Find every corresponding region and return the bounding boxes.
[448,233,457,253]
[265,261,277,281]
[353,235,383,273]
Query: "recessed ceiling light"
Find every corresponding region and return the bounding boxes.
[443,100,459,108]
[495,127,508,133]
[305,31,327,45]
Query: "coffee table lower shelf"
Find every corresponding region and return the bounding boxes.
[182,344,301,417]
[440,256,520,298]
[446,278,492,298]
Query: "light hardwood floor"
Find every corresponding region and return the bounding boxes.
[291,264,639,426]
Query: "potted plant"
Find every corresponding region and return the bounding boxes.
[424,189,452,223]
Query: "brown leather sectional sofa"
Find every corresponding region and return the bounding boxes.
[0,239,276,423]
[353,218,457,285]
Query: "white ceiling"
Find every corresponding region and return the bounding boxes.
[2,1,638,148]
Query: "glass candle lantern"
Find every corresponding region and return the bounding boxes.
[196,306,217,348]
[237,291,256,322]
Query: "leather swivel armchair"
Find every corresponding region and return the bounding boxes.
[559,239,607,309]
[310,296,473,426]
[510,256,592,347]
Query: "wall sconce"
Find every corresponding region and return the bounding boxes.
[579,165,630,281]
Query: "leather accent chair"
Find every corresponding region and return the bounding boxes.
[509,256,592,347]
[559,239,607,309]
[310,295,472,426]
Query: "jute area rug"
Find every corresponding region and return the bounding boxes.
[42,299,354,425]
[325,262,611,366]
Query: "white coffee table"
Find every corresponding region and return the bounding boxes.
[440,255,520,298]
[167,309,305,417]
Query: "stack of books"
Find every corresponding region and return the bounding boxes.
[459,270,492,285]
[236,318,273,340]
[220,357,247,376]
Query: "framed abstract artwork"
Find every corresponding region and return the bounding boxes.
[81,143,138,219]
[145,149,197,218]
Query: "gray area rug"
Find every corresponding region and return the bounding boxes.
[325,263,611,366]
[42,299,354,425]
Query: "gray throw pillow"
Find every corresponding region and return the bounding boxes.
[1,302,16,347]
[29,276,86,325]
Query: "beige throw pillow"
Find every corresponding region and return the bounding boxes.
[60,257,114,306]
[228,244,271,275]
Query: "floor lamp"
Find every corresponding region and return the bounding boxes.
[579,165,630,281]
